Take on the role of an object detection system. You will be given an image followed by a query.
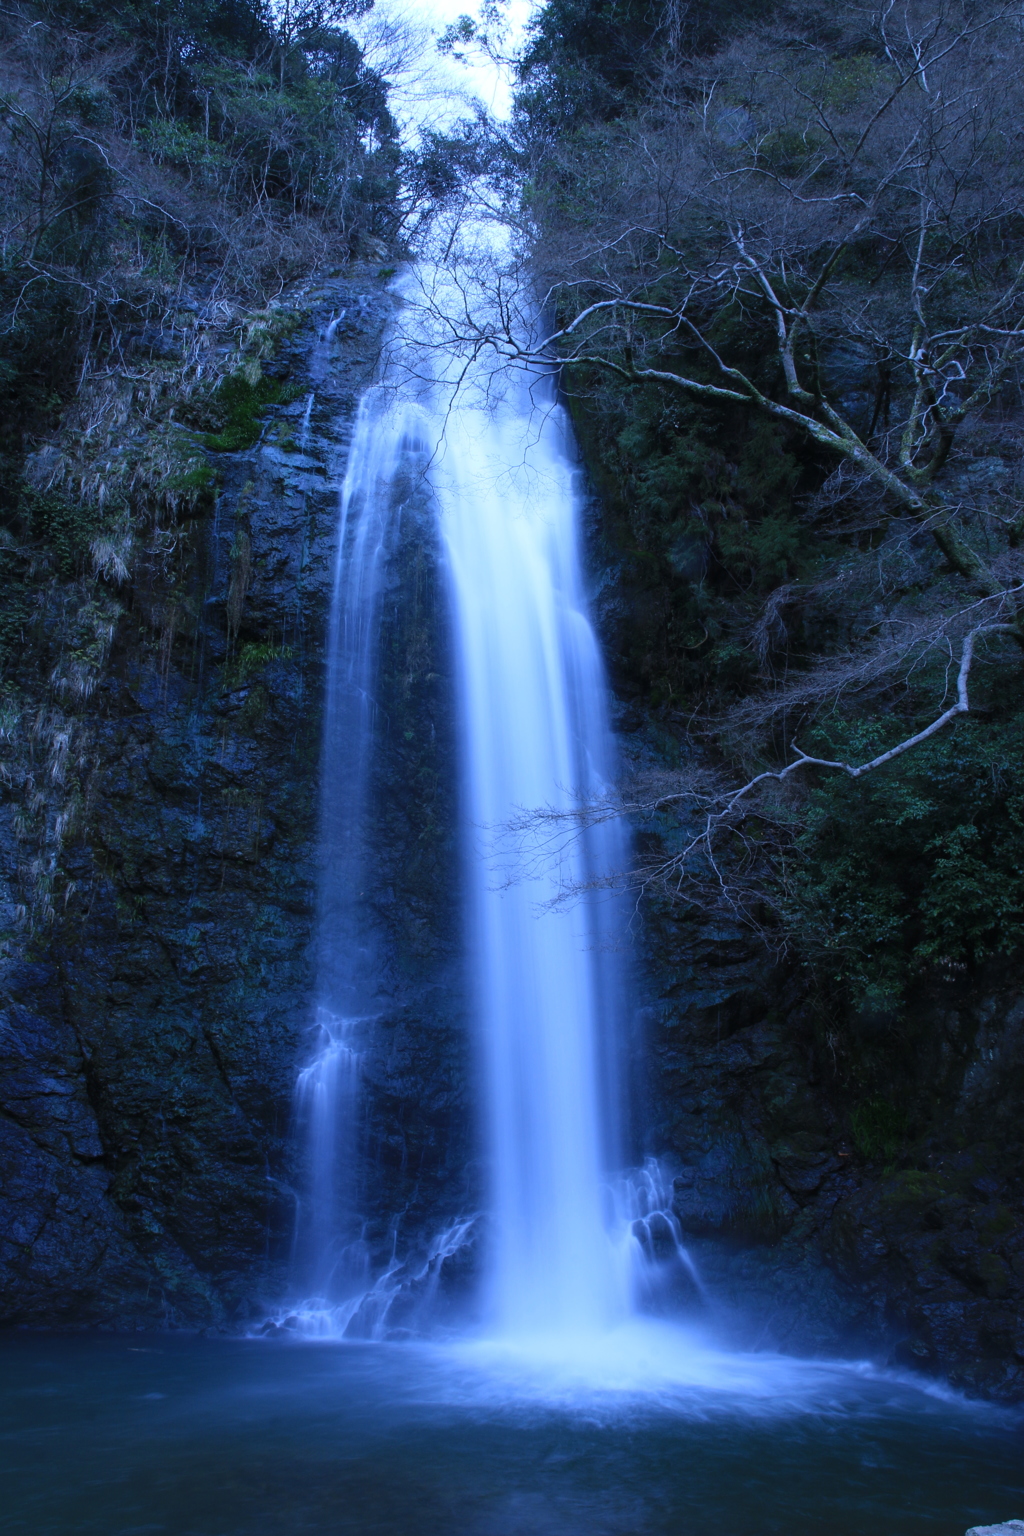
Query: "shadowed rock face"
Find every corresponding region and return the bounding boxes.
[629,910,1024,1398]
[0,270,469,1329]
[583,496,1024,1403]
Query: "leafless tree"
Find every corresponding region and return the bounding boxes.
[417,0,1024,913]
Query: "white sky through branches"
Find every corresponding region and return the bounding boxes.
[352,0,535,134]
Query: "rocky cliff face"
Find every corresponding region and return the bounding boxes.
[629,905,1024,1399]
[588,501,1024,1403]
[0,269,470,1329]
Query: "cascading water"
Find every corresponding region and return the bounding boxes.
[431,343,631,1339]
[291,362,433,1321]
[292,263,692,1343]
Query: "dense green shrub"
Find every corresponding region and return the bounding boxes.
[23,489,108,579]
[789,705,1024,1013]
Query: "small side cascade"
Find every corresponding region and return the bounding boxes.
[276,1215,479,1341]
[610,1159,705,1315]
[286,373,424,1328]
[282,290,480,1337]
[346,1217,480,1341]
[289,1008,365,1307]
[298,390,315,448]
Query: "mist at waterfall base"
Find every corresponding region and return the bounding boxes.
[2,1332,1023,1536]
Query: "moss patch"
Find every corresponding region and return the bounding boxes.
[201,374,304,453]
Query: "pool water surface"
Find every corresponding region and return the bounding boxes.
[1,1328,1021,1535]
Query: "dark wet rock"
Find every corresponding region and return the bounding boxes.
[0,960,153,1322]
[621,812,1024,1398]
[579,474,1024,1400]
[0,264,474,1329]
[0,267,467,1327]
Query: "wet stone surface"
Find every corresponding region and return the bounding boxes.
[579,474,1024,1402]
[0,269,470,1328]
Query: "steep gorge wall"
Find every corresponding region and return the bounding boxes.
[0,271,469,1328]
[583,479,1024,1402]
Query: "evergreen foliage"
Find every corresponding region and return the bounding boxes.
[791,704,1024,1013]
[200,372,304,451]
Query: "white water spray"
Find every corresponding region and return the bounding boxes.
[430,339,630,1338]
[291,372,433,1315]
[291,263,696,1345]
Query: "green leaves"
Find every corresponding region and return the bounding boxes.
[199,373,303,452]
[789,709,1024,1008]
[23,487,107,579]
[850,1097,907,1162]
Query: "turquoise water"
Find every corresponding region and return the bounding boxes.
[1,1332,1021,1535]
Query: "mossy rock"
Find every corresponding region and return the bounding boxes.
[201,373,304,453]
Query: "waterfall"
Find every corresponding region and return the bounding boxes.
[290,264,689,1342]
[431,355,630,1338]
[291,370,432,1318]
